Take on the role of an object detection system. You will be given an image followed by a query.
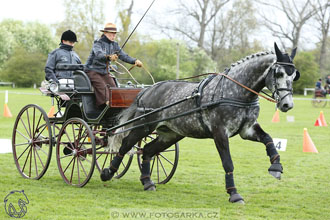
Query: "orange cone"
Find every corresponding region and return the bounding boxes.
[314,118,323,126]
[314,111,328,126]
[3,103,12,118]
[271,109,280,123]
[3,90,12,118]
[303,128,318,153]
[47,106,55,118]
[319,111,328,126]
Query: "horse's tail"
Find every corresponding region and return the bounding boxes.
[106,89,146,153]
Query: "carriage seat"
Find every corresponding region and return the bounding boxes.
[56,64,92,92]
[73,70,93,92]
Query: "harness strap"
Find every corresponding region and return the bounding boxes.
[108,98,259,136]
[193,74,217,134]
[179,72,278,103]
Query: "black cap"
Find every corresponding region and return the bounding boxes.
[61,30,78,42]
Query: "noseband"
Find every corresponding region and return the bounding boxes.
[269,62,295,104]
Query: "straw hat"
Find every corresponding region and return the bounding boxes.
[100,23,118,33]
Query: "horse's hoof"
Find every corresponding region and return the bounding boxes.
[100,168,114,182]
[146,185,156,191]
[143,180,156,191]
[268,163,283,180]
[229,193,244,204]
[269,171,281,180]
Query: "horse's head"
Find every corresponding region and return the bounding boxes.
[265,43,300,112]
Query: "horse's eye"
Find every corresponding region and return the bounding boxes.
[275,71,283,78]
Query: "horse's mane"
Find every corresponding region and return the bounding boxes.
[224,51,275,72]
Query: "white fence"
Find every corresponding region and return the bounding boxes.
[304,88,314,96]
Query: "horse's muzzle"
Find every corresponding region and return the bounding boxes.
[278,99,293,112]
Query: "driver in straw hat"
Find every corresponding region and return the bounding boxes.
[85,23,143,107]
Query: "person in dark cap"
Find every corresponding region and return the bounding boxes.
[45,30,81,83]
[85,23,143,107]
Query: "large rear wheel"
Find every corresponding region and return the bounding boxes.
[12,104,53,180]
[56,118,96,187]
[137,133,179,184]
[95,151,133,179]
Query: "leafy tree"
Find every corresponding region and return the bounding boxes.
[0,19,56,71]
[293,51,319,94]
[116,39,216,84]
[55,0,105,62]
[1,47,46,87]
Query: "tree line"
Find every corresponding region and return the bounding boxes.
[0,0,329,93]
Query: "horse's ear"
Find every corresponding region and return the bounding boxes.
[274,42,283,60]
[291,47,297,60]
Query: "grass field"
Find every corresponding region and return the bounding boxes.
[0,87,329,220]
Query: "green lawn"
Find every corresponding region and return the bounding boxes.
[0,87,329,219]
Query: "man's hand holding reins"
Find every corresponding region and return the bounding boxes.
[135,59,143,67]
[107,54,118,62]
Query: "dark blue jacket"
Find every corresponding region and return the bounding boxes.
[45,44,81,82]
[85,35,136,75]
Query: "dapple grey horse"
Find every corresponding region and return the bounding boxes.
[101,43,300,203]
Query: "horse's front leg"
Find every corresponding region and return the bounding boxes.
[240,122,283,179]
[213,126,244,204]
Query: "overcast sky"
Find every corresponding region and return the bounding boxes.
[0,0,320,50]
[0,0,169,25]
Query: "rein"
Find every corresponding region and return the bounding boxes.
[178,72,278,103]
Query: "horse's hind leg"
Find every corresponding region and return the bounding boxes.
[212,126,244,204]
[140,128,183,191]
[101,128,150,182]
[240,123,283,179]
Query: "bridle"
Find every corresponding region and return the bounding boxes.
[268,61,296,104]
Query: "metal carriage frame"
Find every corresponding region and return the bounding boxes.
[12,67,179,187]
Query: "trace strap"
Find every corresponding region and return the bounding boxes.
[178,72,277,103]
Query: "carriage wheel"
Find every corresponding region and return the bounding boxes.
[56,118,96,187]
[312,96,327,108]
[137,133,179,184]
[12,104,53,180]
[95,151,133,179]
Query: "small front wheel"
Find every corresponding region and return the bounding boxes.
[56,118,96,187]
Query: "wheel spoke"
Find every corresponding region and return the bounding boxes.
[77,156,80,185]
[161,149,175,153]
[63,130,75,150]
[101,154,109,170]
[150,157,155,177]
[78,156,88,178]
[26,109,32,140]
[19,118,31,139]
[157,156,160,183]
[60,153,74,160]
[77,131,89,149]
[33,146,39,177]
[16,129,31,142]
[34,148,45,170]
[15,142,31,147]
[37,146,50,156]
[157,155,168,178]
[63,157,75,174]
[22,147,32,173]
[17,144,31,161]
[70,157,76,183]
[158,153,174,166]
[34,124,48,141]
